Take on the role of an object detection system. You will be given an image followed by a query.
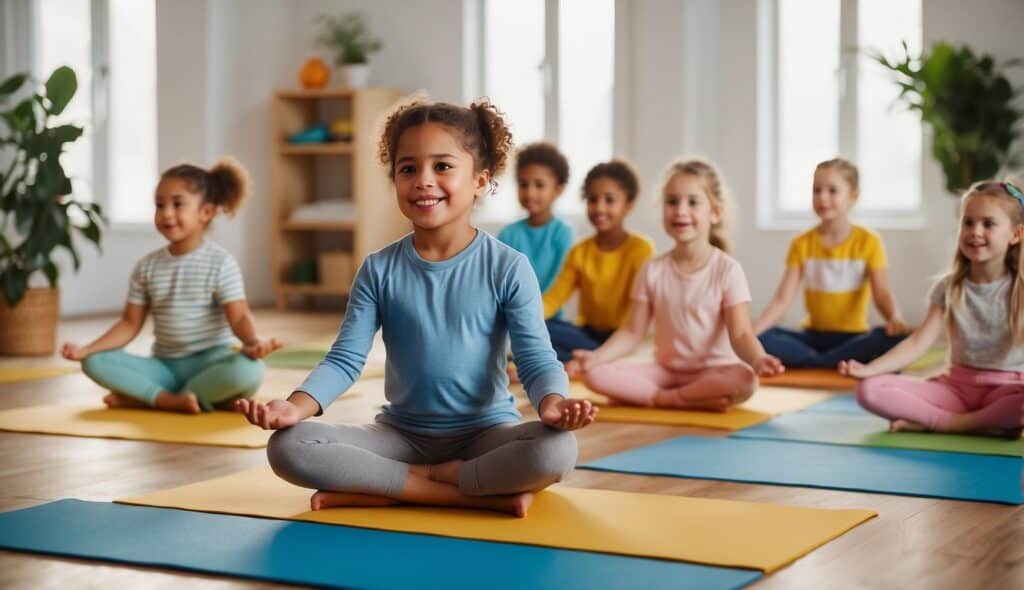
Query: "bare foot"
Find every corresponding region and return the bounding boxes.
[506,364,520,384]
[153,391,202,414]
[310,491,401,510]
[427,459,464,485]
[564,359,583,380]
[890,419,928,433]
[102,392,148,409]
[653,390,732,412]
[310,489,533,518]
[503,492,534,518]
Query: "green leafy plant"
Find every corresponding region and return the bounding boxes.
[315,13,383,66]
[0,66,104,306]
[872,41,1022,194]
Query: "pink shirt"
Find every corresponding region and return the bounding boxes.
[633,248,751,371]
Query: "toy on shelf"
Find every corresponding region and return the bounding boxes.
[288,119,354,144]
[299,57,331,89]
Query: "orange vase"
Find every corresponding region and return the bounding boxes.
[299,57,331,89]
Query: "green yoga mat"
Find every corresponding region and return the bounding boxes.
[264,348,328,369]
[265,348,385,378]
[733,411,1024,457]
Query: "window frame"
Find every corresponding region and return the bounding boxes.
[467,0,617,224]
[8,0,156,229]
[757,0,925,231]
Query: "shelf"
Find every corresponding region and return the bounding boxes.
[278,283,350,296]
[278,142,353,155]
[276,88,356,99]
[281,219,355,231]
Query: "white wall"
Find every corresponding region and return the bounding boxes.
[62,0,464,314]
[61,0,1024,320]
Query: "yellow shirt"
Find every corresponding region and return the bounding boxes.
[543,233,655,331]
[787,225,887,333]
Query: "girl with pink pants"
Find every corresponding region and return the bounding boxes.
[577,158,783,410]
[841,179,1024,436]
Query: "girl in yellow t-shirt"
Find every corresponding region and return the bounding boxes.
[752,158,908,369]
[542,159,654,377]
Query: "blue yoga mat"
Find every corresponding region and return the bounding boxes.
[0,500,761,590]
[581,436,1023,504]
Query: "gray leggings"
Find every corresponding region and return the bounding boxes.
[267,420,578,497]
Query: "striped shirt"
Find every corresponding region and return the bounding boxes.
[127,241,245,358]
[785,225,886,333]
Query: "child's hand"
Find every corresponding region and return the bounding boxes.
[242,338,283,360]
[563,358,583,379]
[754,354,785,377]
[234,398,301,429]
[61,342,88,361]
[571,349,596,372]
[838,360,873,379]
[539,395,598,431]
[885,317,910,337]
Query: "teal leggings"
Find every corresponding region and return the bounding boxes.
[81,346,264,411]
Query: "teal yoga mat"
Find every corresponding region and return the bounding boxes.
[734,410,1024,457]
[581,436,1023,504]
[0,500,762,590]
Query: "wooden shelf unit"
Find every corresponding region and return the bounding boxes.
[270,87,409,309]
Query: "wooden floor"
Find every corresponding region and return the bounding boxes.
[0,310,1020,589]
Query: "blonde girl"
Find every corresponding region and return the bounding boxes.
[578,158,783,410]
[841,179,1024,437]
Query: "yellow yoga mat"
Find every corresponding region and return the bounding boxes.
[571,383,832,430]
[759,369,858,391]
[0,403,271,448]
[0,365,78,384]
[120,467,875,573]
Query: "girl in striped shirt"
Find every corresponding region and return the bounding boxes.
[62,158,280,413]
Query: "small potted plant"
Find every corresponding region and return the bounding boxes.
[0,66,105,355]
[315,13,383,89]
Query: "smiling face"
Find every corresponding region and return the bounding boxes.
[958,194,1023,266]
[812,166,857,222]
[517,163,564,219]
[662,172,720,246]
[392,122,489,232]
[584,176,633,233]
[153,176,214,244]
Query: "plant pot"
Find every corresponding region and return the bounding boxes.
[340,64,371,89]
[0,287,59,356]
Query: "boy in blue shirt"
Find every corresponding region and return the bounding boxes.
[498,142,573,296]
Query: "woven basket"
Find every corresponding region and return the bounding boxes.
[0,287,59,356]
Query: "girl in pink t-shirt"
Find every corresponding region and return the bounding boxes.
[578,158,784,410]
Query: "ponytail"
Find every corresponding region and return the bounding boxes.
[160,156,252,217]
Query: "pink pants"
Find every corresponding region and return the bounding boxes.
[583,360,757,408]
[856,365,1024,431]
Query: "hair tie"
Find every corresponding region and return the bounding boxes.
[1002,182,1024,209]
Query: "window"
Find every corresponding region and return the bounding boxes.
[473,0,615,222]
[760,0,922,228]
[30,0,157,224]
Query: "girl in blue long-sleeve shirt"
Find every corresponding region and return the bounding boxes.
[237,97,597,517]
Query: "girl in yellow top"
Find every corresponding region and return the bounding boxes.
[753,157,908,368]
[543,159,654,376]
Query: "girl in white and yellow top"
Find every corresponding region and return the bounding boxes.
[752,158,909,368]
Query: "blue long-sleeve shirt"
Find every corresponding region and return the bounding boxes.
[298,230,568,433]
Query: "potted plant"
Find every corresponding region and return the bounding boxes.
[0,66,105,356]
[872,41,1022,194]
[315,13,383,89]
